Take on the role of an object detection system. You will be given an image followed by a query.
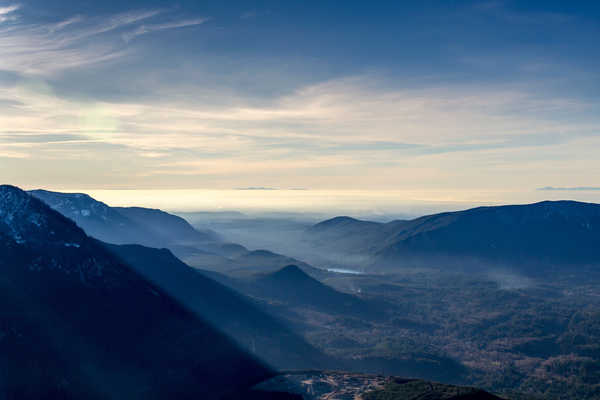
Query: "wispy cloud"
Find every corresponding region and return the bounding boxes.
[2,75,600,192]
[0,4,19,23]
[47,15,83,33]
[0,4,19,14]
[122,18,208,41]
[0,133,91,144]
[2,74,598,162]
[538,186,600,191]
[0,8,207,75]
[235,187,278,190]
[0,11,148,74]
[0,5,598,191]
[0,149,29,158]
[80,9,161,39]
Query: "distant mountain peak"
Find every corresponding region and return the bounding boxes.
[260,265,325,292]
[30,188,94,200]
[311,216,381,232]
[0,185,36,239]
[28,189,109,214]
[1,184,24,194]
[1,185,85,247]
[315,216,360,226]
[1,184,33,208]
[248,249,278,257]
[271,264,307,279]
[30,189,220,248]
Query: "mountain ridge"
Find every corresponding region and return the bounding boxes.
[0,185,273,399]
[30,189,321,276]
[308,200,600,274]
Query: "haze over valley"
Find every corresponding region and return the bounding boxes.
[3,186,595,399]
[2,0,600,398]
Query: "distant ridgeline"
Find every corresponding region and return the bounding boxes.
[29,189,319,277]
[29,189,221,248]
[306,201,600,274]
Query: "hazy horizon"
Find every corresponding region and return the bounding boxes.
[15,186,600,218]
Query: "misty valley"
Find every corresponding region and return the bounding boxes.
[2,0,599,398]
[0,185,597,399]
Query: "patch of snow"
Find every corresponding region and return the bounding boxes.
[64,242,81,248]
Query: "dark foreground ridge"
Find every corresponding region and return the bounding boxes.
[104,245,329,370]
[0,185,272,399]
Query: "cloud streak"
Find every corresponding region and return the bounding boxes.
[122,18,209,42]
[0,4,18,23]
[2,72,599,195]
[538,186,600,191]
[0,3,598,197]
[0,8,206,75]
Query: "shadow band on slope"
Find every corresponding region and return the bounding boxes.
[104,245,469,385]
[28,187,472,389]
[104,242,331,371]
[0,185,273,399]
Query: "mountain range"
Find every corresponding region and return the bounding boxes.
[0,185,272,399]
[5,184,585,398]
[29,189,219,249]
[30,189,317,276]
[307,201,600,274]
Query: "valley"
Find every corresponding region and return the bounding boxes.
[6,186,600,399]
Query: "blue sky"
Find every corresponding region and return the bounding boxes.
[1,0,599,206]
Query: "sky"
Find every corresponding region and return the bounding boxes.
[1,0,599,211]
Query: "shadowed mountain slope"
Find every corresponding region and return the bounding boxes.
[257,265,378,315]
[376,201,600,273]
[305,216,386,256]
[0,185,271,399]
[114,206,220,244]
[308,201,600,274]
[227,249,321,276]
[30,189,321,276]
[208,265,386,320]
[105,244,328,370]
[29,189,220,249]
